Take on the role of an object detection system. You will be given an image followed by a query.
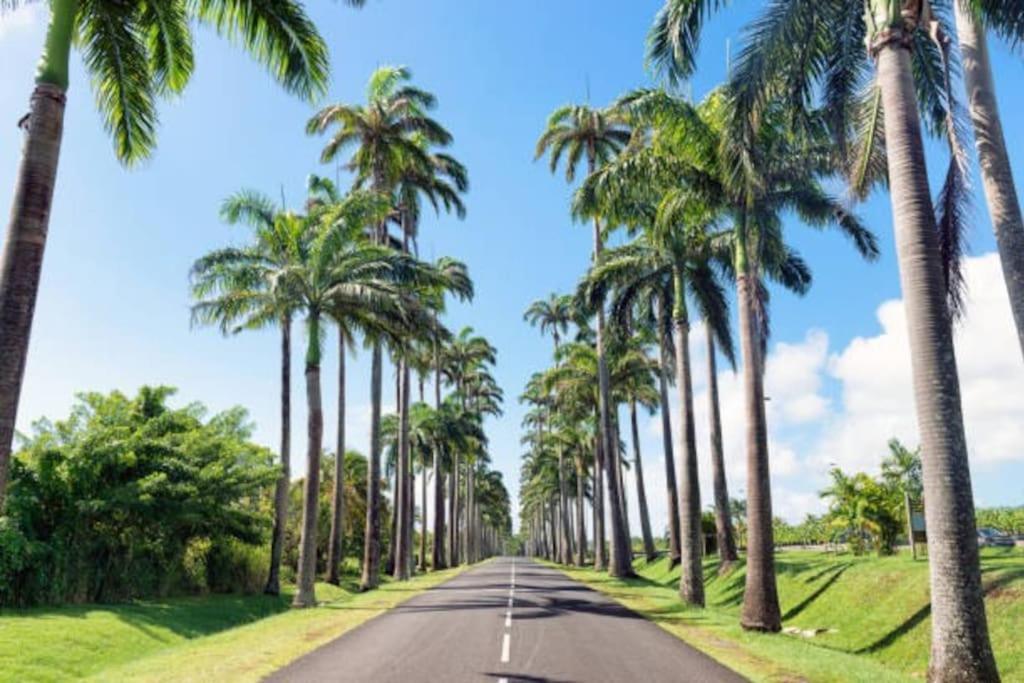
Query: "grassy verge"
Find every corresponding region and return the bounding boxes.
[549,547,1023,682]
[0,564,472,682]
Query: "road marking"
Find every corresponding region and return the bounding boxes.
[501,632,511,662]
[498,679,508,683]
[505,609,512,627]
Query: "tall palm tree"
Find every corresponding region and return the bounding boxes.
[711,1,1001,673]
[525,293,575,565]
[536,104,634,577]
[189,192,297,596]
[307,65,453,590]
[0,0,351,511]
[954,2,1024,360]
[609,84,876,627]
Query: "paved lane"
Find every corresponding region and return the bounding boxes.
[268,557,746,683]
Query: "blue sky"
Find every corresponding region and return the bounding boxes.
[2,0,1023,534]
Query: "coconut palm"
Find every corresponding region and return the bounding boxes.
[0,0,354,511]
[709,0,1001,672]
[189,192,298,596]
[535,104,634,577]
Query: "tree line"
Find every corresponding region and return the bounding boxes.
[518,1,1024,681]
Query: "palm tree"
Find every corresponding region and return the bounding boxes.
[710,0,1000,672]
[525,293,575,564]
[0,0,353,511]
[189,192,297,596]
[536,104,634,577]
[608,85,875,627]
[954,2,1024,360]
[307,65,453,590]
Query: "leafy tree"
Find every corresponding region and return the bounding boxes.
[0,387,275,606]
[0,0,355,511]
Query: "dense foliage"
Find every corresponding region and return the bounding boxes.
[0,387,277,606]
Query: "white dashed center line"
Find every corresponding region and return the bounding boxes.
[499,558,515,667]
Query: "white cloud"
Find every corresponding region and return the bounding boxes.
[628,251,1023,532]
[0,3,43,40]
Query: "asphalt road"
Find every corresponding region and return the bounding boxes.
[268,557,747,683]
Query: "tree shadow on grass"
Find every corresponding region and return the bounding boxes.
[781,563,852,622]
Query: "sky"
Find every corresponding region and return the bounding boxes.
[2,0,1024,538]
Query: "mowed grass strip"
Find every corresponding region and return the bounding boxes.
[550,547,1024,683]
[0,565,471,683]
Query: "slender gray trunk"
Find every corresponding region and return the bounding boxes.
[955,1,1024,361]
[631,401,657,562]
[394,361,411,580]
[359,343,384,590]
[706,329,737,565]
[449,455,459,564]
[265,319,291,595]
[674,315,704,606]
[592,409,607,570]
[575,458,587,566]
[0,84,67,510]
[874,31,999,680]
[432,341,446,569]
[327,330,346,585]
[658,299,682,565]
[293,359,324,608]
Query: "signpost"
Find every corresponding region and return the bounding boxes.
[905,492,926,560]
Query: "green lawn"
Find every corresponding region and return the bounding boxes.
[0,564,471,682]
[552,547,1024,682]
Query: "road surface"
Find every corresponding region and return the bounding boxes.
[268,557,746,683]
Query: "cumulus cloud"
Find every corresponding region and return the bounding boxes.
[625,251,1022,533]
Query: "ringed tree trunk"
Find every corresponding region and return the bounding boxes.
[557,446,574,564]
[735,220,781,631]
[294,313,325,608]
[630,401,657,562]
[432,343,446,569]
[871,19,999,679]
[672,268,704,607]
[658,297,682,565]
[575,456,587,566]
[327,328,346,585]
[420,451,428,571]
[0,0,75,510]
[449,454,459,565]
[265,317,292,595]
[359,342,384,590]
[955,1,1024,361]
[594,218,633,578]
[393,361,411,580]
[592,411,607,570]
[613,414,632,545]
[707,329,738,566]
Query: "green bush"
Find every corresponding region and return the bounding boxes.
[1,386,277,606]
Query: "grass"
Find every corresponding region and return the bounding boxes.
[0,563,472,682]
[550,547,1024,682]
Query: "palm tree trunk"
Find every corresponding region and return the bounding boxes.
[575,459,587,566]
[630,401,657,562]
[432,343,446,569]
[449,456,459,564]
[327,329,346,585]
[360,343,384,590]
[265,319,292,595]
[613,413,632,545]
[590,199,632,576]
[557,447,573,564]
[0,0,75,511]
[394,361,411,580]
[420,455,428,571]
[955,1,1024,360]
[873,27,998,679]
[706,329,737,566]
[658,299,682,566]
[672,285,704,606]
[294,321,324,608]
[736,243,781,629]
[592,409,607,570]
